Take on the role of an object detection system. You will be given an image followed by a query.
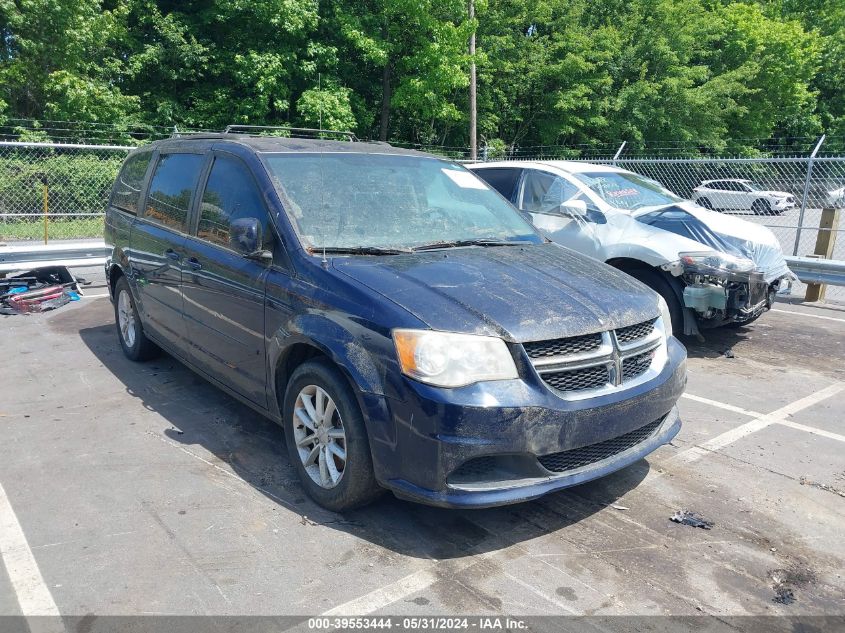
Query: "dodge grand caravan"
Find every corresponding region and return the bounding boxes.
[104,131,687,510]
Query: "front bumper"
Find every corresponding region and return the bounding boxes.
[771,198,795,211]
[361,337,687,508]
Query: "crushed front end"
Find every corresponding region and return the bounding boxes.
[672,252,779,329]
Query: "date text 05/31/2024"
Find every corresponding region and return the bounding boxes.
[307,617,528,630]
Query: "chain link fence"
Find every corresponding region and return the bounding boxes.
[0,141,129,243]
[0,138,842,300]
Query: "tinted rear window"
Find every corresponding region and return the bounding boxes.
[473,168,522,201]
[111,151,152,215]
[144,154,205,232]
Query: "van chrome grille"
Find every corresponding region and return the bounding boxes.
[523,333,602,359]
[524,318,662,398]
[622,350,655,381]
[616,320,655,344]
[538,418,662,473]
[541,365,609,392]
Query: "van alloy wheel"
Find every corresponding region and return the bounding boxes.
[293,385,347,488]
[117,289,137,348]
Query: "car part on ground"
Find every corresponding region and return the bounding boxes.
[0,265,83,314]
[104,132,686,510]
[468,161,794,337]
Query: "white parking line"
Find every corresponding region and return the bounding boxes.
[680,393,762,418]
[0,482,64,631]
[775,419,845,444]
[670,384,845,466]
[770,308,845,324]
[322,568,439,616]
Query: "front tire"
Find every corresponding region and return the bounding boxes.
[283,360,382,511]
[626,268,684,335]
[698,197,713,210]
[113,276,160,361]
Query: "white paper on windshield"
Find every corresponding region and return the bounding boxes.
[442,168,488,189]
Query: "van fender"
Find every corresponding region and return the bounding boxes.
[267,312,390,414]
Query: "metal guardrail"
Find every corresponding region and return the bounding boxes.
[0,241,109,273]
[785,256,845,287]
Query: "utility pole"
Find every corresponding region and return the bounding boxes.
[468,0,477,161]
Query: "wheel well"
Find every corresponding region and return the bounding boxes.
[606,257,652,273]
[275,343,329,404]
[108,265,124,296]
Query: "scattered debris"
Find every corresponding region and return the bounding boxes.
[670,510,714,530]
[1,266,82,315]
[799,476,845,498]
[769,567,815,606]
[772,585,795,605]
[723,348,735,358]
[611,504,630,511]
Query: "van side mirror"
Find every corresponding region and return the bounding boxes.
[229,217,263,255]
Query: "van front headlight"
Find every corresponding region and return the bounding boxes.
[392,329,518,388]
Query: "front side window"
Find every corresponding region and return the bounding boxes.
[577,171,682,210]
[262,153,540,249]
[112,151,152,215]
[144,153,205,232]
[198,156,270,250]
[521,170,579,213]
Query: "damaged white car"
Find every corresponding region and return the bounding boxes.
[469,161,794,337]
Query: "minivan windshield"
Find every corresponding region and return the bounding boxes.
[263,153,541,250]
[578,171,683,211]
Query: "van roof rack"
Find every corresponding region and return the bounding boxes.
[222,125,358,141]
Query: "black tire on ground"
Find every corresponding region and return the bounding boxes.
[283,359,383,511]
[625,268,685,335]
[113,276,160,362]
[752,199,771,215]
[698,197,713,210]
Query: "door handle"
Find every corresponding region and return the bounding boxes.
[165,249,181,261]
[187,257,202,271]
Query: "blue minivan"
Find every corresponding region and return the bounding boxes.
[104,132,687,510]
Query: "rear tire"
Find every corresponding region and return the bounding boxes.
[625,268,684,335]
[283,359,383,511]
[752,199,771,215]
[113,276,160,362]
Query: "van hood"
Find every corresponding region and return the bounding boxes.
[330,243,659,342]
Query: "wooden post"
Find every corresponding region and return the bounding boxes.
[804,206,840,302]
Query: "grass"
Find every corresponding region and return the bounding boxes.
[0,217,104,241]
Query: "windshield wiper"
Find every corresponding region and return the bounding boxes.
[312,246,412,255]
[412,238,532,251]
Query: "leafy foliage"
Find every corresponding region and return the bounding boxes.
[0,0,841,153]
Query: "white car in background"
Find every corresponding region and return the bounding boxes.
[691,179,795,215]
[468,161,793,337]
[826,186,845,208]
